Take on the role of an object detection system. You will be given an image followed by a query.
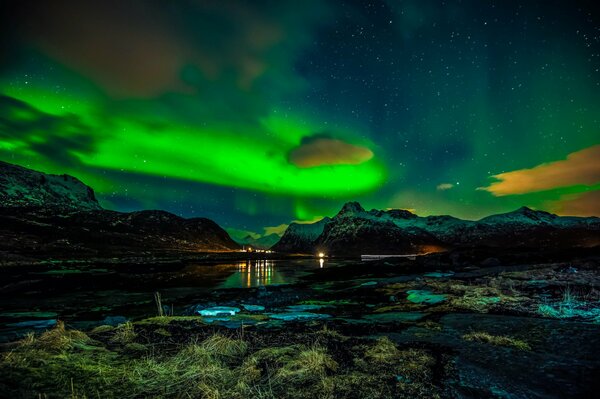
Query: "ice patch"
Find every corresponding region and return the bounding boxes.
[197,306,240,317]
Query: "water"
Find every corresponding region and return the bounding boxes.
[0,258,341,341]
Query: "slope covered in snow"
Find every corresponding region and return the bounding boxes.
[271,217,331,253]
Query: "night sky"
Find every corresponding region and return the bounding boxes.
[1,0,599,239]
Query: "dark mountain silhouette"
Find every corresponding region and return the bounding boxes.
[272,202,600,255]
[0,161,240,262]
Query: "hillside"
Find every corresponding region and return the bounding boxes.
[0,162,240,263]
[272,202,600,255]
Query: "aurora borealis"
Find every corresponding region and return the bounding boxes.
[0,1,599,238]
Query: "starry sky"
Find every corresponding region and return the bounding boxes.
[1,0,599,239]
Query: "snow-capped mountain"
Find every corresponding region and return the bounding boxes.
[271,217,331,253]
[272,202,600,255]
[0,162,240,260]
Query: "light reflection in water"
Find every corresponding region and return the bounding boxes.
[236,259,275,288]
[218,258,328,289]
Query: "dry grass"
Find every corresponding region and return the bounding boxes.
[463,331,531,351]
[19,321,96,352]
[364,336,400,364]
[0,323,444,399]
[110,321,137,344]
[201,333,248,359]
[274,345,338,383]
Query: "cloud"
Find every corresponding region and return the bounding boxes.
[548,190,600,217]
[289,136,374,168]
[479,145,600,196]
[9,0,328,98]
[436,183,454,191]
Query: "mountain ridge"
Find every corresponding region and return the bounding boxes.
[0,161,101,211]
[0,161,240,261]
[272,202,600,254]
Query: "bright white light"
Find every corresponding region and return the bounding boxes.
[318,252,325,258]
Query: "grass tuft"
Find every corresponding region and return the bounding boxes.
[110,322,137,345]
[201,333,248,359]
[463,331,531,350]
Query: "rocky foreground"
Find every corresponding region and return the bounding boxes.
[1,249,599,398]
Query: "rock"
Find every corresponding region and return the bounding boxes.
[481,257,501,267]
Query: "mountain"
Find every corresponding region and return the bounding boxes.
[272,202,600,255]
[271,217,331,254]
[234,233,281,250]
[0,162,240,262]
[0,161,101,211]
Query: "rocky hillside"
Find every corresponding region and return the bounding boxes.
[0,162,240,262]
[272,217,331,254]
[272,202,600,255]
[0,161,101,210]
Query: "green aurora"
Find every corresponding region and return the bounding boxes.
[0,0,599,237]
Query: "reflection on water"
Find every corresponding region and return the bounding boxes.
[219,259,281,288]
[238,259,273,287]
[218,258,326,289]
